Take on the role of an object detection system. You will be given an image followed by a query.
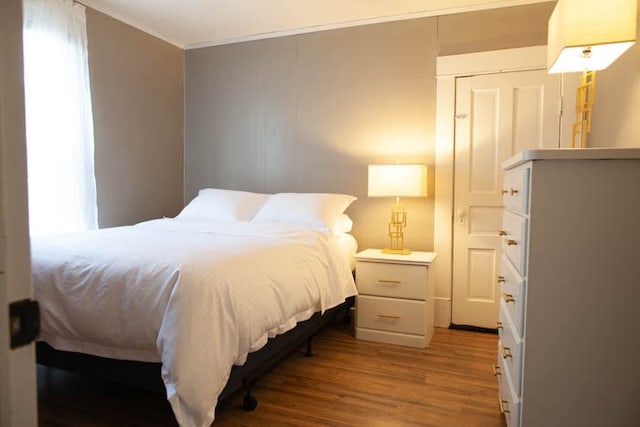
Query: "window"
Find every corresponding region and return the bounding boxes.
[22,0,97,236]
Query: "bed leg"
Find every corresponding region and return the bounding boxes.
[305,336,313,357]
[343,295,355,324]
[343,308,351,324]
[241,383,258,411]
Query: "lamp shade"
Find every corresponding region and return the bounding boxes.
[368,164,427,198]
[547,0,637,73]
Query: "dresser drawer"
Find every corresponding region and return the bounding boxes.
[500,255,525,337]
[498,307,523,394]
[356,261,426,300]
[501,210,528,273]
[503,167,529,214]
[497,343,521,427]
[357,295,425,335]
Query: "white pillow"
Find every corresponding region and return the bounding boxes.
[333,214,353,235]
[176,188,270,222]
[252,193,356,232]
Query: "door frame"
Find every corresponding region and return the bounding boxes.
[433,45,548,327]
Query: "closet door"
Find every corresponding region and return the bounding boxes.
[451,70,559,329]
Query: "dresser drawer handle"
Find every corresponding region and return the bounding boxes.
[496,321,503,330]
[499,399,511,414]
[501,345,513,359]
[510,188,519,196]
[497,276,505,284]
[506,239,518,246]
[377,314,400,320]
[492,364,502,376]
[377,279,401,285]
[498,230,507,236]
[503,293,515,303]
[501,189,508,195]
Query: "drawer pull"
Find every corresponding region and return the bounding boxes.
[492,363,502,376]
[498,230,507,236]
[377,279,401,285]
[501,189,508,195]
[503,293,516,303]
[377,314,400,320]
[499,399,511,414]
[497,276,505,284]
[506,239,518,246]
[510,188,519,196]
[496,321,503,330]
[501,345,513,359]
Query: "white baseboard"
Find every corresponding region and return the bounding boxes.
[434,297,451,328]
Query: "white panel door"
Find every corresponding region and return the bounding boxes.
[0,0,38,425]
[451,70,560,329]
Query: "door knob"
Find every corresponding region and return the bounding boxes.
[457,209,466,225]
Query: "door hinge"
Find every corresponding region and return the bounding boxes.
[9,299,40,349]
[558,96,563,116]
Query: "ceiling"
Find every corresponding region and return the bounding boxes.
[78,0,550,49]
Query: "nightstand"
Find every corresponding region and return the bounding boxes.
[354,249,437,348]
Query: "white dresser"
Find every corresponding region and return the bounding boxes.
[496,148,640,427]
[354,249,437,348]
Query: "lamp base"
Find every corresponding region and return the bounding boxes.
[382,248,412,255]
[572,70,596,148]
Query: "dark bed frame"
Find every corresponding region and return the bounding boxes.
[36,296,354,412]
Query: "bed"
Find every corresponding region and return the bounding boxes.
[32,190,358,426]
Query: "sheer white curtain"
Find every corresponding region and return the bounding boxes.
[22,0,98,236]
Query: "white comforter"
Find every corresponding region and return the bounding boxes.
[32,219,357,426]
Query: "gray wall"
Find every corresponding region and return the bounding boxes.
[438,2,555,55]
[186,19,437,251]
[184,3,552,251]
[84,0,638,239]
[86,9,184,228]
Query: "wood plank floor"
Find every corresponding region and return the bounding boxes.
[37,322,506,426]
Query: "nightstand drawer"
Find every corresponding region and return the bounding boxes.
[503,166,529,215]
[501,210,528,273]
[357,295,425,335]
[498,305,523,394]
[497,344,521,427]
[356,261,426,300]
[500,255,525,337]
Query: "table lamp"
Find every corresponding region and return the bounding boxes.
[547,0,637,147]
[368,164,427,255]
